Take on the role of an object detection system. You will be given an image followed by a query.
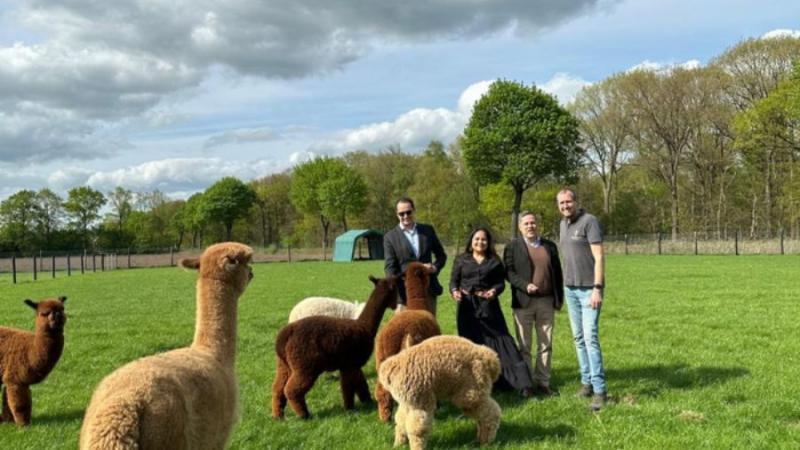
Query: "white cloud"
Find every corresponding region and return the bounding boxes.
[540,72,592,104]
[626,58,701,73]
[762,29,800,39]
[457,80,493,115]
[289,150,318,165]
[204,127,278,148]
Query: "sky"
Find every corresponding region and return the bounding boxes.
[0,0,798,201]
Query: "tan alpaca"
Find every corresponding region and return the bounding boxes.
[0,296,67,426]
[80,243,253,450]
[379,335,502,450]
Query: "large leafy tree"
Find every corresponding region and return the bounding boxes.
[33,188,64,247]
[64,186,106,249]
[462,79,581,236]
[0,189,38,251]
[291,157,368,253]
[107,186,134,232]
[200,177,257,241]
[251,173,294,247]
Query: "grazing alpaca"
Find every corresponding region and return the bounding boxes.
[0,296,67,426]
[379,335,502,450]
[80,242,253,450]
[271,275,398,420]
[288,297,365,322]
[374,262,440,422]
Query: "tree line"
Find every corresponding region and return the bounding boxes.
[2,35,799,254]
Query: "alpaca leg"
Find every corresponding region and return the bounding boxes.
[457,396,501,446]
[404,405,434,450]
[1,386,12,422]
[271,358,291,419]
[6,384,32,426]
[393,402,408,447]
[353,369,371,405]
[376,379,394,422]
[339,370,357,410]
[285,371,318,419]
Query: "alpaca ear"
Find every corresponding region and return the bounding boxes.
[58,296,67,303]
[368,275,378,285]
[180,258,201,270]
[24,299,38,309]
[401,334,414,351]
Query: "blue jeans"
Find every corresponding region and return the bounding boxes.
[565,287,606,394]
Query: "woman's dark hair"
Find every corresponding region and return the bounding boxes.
[463,227,499,260]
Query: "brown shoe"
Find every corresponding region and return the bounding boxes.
[576,384,593,398]
[590,392,607,411]
[520,387,535,398]
[533,385,558,398]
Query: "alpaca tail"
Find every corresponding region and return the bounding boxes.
[80,402,142,450]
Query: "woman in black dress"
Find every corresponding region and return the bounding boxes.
[449,227,534,397]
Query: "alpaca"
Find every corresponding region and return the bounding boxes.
[374,262,440,422]
[379,335,502,450]
[0,296,67,426]
[80,242,253,450]
[271,275,398,420]
[288,297,365,322]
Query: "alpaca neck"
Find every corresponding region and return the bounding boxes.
[405,277,431,313]
[357,296,390,337]
[28,329,64,377]
[191,278,239,366]
[405,294,430,312]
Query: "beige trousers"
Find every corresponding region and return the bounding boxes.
[512,295,555,387]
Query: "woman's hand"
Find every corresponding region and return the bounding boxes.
[451,289,462,302]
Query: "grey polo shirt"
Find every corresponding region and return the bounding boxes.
[559,209,603,287]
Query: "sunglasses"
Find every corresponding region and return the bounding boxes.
[397,210,413,217]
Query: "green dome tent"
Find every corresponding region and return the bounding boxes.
[332,229,384,262]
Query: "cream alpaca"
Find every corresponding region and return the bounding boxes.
[379,335,502,450]
[80,243,253,450]
[288,297,365,322]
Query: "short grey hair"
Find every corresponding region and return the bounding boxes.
[557,188,577,202]
[518,210,536,223]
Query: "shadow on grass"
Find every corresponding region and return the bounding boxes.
[428,420,576,448]
[606,363,749,396]
[32,408,85,425]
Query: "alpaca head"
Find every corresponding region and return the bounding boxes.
[368,275,399,310]
[180,242,254,294]
[25,296,67,333]
[405,262,430,293]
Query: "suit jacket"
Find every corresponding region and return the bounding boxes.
[383,223,447,302]
[503,236,564,310]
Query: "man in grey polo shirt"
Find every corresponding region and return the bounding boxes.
[557,187,607,411]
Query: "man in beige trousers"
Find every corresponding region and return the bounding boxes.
[503,211,565,397]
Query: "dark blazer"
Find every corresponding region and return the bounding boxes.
[383,223,447,302]
[503,237,564,310]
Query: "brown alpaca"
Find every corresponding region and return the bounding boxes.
[80,243,253,450]
[0,296,67,426]
[374,262,440,422]
[271,275,398,420]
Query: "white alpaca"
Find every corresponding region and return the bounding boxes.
[80,243,254,450]
[288,297,365,322]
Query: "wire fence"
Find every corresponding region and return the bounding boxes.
[605,230,800,255]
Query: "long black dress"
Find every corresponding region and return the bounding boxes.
[449,253,533,392]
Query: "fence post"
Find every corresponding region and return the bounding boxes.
[12,255,16,284]
[52,255,56,278]
[780,228,785,255]
[694,231,698,255]
[624,234,629,255]
[92,253,96,272]
[33,255,37,281]
[101,253,105,271]
[67,254,71,276]
[39,249,43,272]
[81,251,85,274]
[735,230,739,256]
[128,247,132,269]
[170,247,175,266]
[288,243,292,263]
[657,233,662,255]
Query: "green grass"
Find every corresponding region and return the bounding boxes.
[1,255,799,449]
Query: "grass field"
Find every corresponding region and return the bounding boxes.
[1,255,799,449]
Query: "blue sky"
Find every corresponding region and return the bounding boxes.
[0,0,797,200]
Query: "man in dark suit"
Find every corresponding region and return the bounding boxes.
[383,197,447,315]
[504,211,564,397]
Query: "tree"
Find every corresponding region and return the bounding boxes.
[0,190,38,251]
[200,177,257,241]
[462,79,582,236]
[571,74,632,229]
[63,186,106,249]
[107,187,134,232]
[251,173,294,247]
[33,188,64,247]
[291,157,368,254]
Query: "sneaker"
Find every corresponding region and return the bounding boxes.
[590,392,607,412]
[533,385,559,398]
[576,384,593,398]
[520,387,535,398]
